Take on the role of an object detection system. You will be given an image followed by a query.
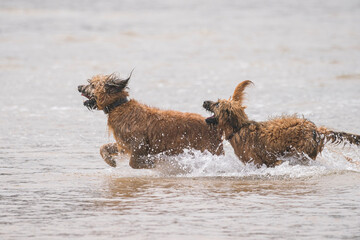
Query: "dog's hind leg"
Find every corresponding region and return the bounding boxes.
[129,154,155,169]
[128,144,155,169]
[100,143,119,167]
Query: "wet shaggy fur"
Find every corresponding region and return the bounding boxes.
[78,73,223,169]
[203,80,360,167]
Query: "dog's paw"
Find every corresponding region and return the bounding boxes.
[104,157,117,167]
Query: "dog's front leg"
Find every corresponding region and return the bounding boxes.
[100,143,119,167]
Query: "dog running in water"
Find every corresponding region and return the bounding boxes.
[203,80,360,167]
[78,72,223,168]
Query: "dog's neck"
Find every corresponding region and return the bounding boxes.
[103,97,129,114]
[226,127,240,141]
[225,121,254,141]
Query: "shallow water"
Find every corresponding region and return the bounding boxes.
[1,0,360,239]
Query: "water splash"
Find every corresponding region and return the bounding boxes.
[152,143,360,178]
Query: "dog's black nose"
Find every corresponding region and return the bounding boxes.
[78,85,84,93]
[203,101,211,110]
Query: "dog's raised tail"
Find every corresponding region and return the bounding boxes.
[318,127,360,146]
[232,80,253,103]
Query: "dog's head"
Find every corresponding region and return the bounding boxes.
[203,80,253,131]
[78,71,132,111]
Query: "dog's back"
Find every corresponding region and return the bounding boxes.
[230,116,322,166]
[108,99,224,157]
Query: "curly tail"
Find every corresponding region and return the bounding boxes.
[318,127,360,145]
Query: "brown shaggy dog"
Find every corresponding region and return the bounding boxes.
[78,72,223,169]
[203,80,360,167]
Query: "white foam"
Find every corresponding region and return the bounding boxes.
[152,143,360,178]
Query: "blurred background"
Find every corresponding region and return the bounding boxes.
[1,0,360,239]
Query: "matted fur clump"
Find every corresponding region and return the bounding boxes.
[78,72,223,169]
[203,80,360,167]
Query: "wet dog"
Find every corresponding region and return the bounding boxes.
[203,80,360,167]
[78,72,223,168]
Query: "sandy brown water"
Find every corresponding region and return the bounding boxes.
[1,0,360,239]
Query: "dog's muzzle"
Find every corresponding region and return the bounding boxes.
[78,85,97,110]
[203,101,218,125]
[203,101,212,111]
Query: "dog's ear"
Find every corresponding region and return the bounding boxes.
[104,70,133,94]
[105,79,129,93]
[232,80,253,103]
[225,109,239,129]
